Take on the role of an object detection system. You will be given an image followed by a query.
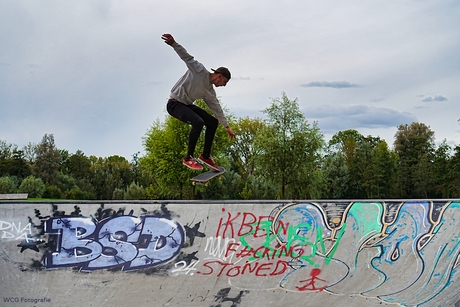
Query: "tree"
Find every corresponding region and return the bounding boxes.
[327,130,397,198]
[0,140,17,160]
[131,151,150,187]
[65,186,95,200]
[10,150,32,179]
[0,149,31,180]
[328,130,364,197]
[142,99,233,199]
[229,117,266,179]
[227,117,268,198]
[19,175,46,198]
[412,154,433,198]
[447,145,460,197]
[43,185,64,199]
[64,150,91,180]
[22,142,37,163]
[89,155,133,200]
[370,141,398,198]
[432,140,452,197]
[321,152,348,199]
[33,134,61,185]
[394,122,435,198]
[0,176,17,194]
[0,141,16,177]
[124,182,147,200]
[256,92,324,198]
[328,129,362,167]
[142,117,192,199]
[351,136,385,198]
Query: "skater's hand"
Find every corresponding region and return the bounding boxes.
[161,33,175,45]
[226,126,236,140]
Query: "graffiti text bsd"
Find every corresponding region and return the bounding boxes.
[44,216,184,271]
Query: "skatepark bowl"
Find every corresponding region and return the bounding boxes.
[0,199,459,307]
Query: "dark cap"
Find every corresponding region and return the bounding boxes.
[211,67,231,80]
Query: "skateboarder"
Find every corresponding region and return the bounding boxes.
[161,33,236,171]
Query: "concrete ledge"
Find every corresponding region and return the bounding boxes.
[0,200,459,307]
[0,193,28,200]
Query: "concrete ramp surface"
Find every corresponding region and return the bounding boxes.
[0,200,459,307]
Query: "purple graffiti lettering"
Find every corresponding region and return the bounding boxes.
[44,217,102,268]
[44,215,184,271]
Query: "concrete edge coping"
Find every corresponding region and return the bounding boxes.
[0,193,29,200]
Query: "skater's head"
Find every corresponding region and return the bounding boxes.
[211,67,231,87]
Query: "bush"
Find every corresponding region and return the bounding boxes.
[43,185,64,199]
[19,175,46,198]
[124,182,147,200]
[56,172,77,193]
[112,188,124,200]
[65,186,95,200]
[0,176,17,194]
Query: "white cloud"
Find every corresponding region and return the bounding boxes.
[301,81,359,89]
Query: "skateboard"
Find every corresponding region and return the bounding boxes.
[190,167,225,185]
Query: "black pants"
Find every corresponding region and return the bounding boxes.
[167,99,218,159]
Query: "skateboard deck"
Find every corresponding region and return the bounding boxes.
[191,167,225,185]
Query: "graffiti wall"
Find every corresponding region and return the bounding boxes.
[0,200,459,307]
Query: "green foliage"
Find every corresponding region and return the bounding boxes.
[432,140,452,197]
[394,122,435,198]
[1,105,459,200]
[370,141,398,198]
[0,176,18,193]
[142,99,233,199]
[327,130,399,199]
[328,129,362,167]
[43,185,64,199]
[64,150,91,180]
[229,117,265,180]
[90,155,133,200]
[56,172,77,194]
[239,183,253,200]
[446,145,460,197]
[124,182,147,200]
[65,186,95,200]
[112,188,124,200]
[142,117,192,199]
[33,134,61,185]
[0,147,31,180]
[19,175,46,198]
[322,152,348,199]
[256,92,324,198]
[0,140,17,159]
[22,142,37,163]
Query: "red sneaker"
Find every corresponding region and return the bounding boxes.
[197,154,220,171]
[182,157,203,170]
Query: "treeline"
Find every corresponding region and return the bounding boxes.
[1,92,460,200]
[0,134,147,200]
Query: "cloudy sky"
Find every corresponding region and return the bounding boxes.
[1,1,459,159]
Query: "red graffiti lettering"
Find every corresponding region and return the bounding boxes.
[238,212,257,236]
[216,210,290,239]
[225,242,241,258]
[199,260,290,277]
[216,211,241,238]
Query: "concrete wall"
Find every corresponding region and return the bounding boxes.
[0,200,459,307]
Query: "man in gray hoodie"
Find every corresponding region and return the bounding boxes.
[162,33,236,171]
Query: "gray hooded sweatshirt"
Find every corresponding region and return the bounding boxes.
[169,41,229,128]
